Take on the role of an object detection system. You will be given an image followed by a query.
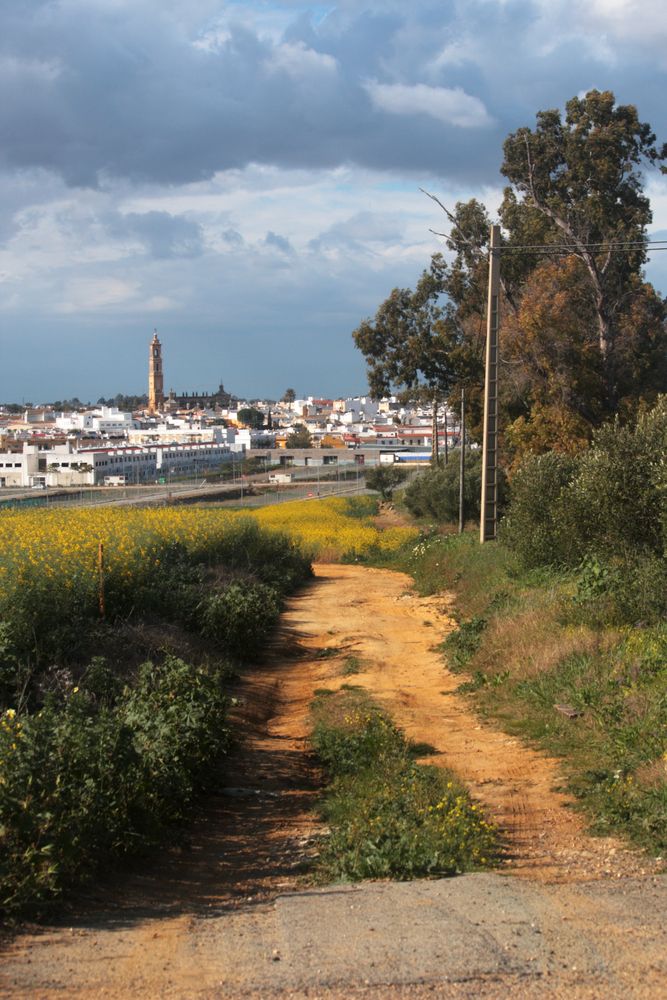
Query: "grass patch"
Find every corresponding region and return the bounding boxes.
[310,688,498,881]
[389,529,667,857]
[315,646,340,660]
[341,655,364,675]
[440,617,487,672]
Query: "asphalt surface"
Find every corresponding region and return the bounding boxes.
[196,873,667,998]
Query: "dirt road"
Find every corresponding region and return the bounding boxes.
[1,564,665,999]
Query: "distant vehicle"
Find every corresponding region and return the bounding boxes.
[268,473,292,484]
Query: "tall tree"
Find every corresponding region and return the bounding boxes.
[501,89,666,402]
[354,91,666,469]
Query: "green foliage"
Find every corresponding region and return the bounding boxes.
[198,582,281,659]
[341,655,363,676]
[402,527,667,856]
[557,402,667,561]
[501,89,667,410]
[312,693,405,776]
[0,518,311,707]
[403,451,505,524]
[236,407,265,430]
[509,628,667,852]
[365,465,407,500]
[311,689,497,881]
[285,424,312,448]
[499,452,578,566]
[568,552,667,627]
[354,91,666,458]
[441,617,487,672]
[0,656,230,914]
[501,397,667,625]
[343,496,379,519]
[0,514,312,914]
[352,251,485,419]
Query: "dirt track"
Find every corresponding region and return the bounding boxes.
[1,563,665,999]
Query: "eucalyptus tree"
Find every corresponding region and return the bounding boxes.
[500,89,666,404]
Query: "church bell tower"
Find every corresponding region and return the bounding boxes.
[148,329,165,413]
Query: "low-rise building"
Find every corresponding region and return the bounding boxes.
[0,436,249,488]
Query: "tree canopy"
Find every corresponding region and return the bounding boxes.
[236,406,265,430]
[286,424,312,448]
[353,90,667,465]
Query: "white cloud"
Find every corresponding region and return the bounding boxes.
[267,42,338,80]
[365,81,493,128]
[57,277,140,313]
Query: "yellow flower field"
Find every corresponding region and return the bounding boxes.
[253,497,417,559]
[0,497,416,609]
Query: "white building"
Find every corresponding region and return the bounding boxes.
[0,436,248,488]
[55,406,137,436]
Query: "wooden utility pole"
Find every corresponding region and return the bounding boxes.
[97,542,106,619]
[431,394,440,467]
[458,387,466,534]
[480,225,501,543]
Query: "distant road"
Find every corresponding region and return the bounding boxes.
[0,472,371,511]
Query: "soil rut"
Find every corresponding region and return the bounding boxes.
[303,564,657,883]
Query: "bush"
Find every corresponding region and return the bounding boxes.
[501,396,667,570]
[365,466,407,500]
[557,407,666,562]
[404,452,506,525]
[198,581,281,659]
[0,514,311,708]
[441,617,487,671]
[499,452,578,567]
[0,656,230,914]
[568,552,667,626]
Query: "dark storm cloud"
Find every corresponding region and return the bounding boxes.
[2,1,665,193]
[0,1,508,189]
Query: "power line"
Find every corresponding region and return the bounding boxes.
[432,230,667,255]
[498,240,667,254]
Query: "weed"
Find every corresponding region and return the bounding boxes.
[341,655,363,675]
[315,647,340,660]
[441,618,487,672]
[311,689,498,881]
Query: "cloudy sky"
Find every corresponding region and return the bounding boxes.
[1,0,666,403]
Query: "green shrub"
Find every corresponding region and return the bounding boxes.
[568,552,667,627]
[404,452,507,526]
[344,496,379,519]
[501,396,667,570]
[0,656,230,915]
[499,452,578,567]
[557,414,665,562]
[441,617,487,671]
[312,698,404,775]
[365,466,407,500]
[198,581,281,659]
[321,760,496,880]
